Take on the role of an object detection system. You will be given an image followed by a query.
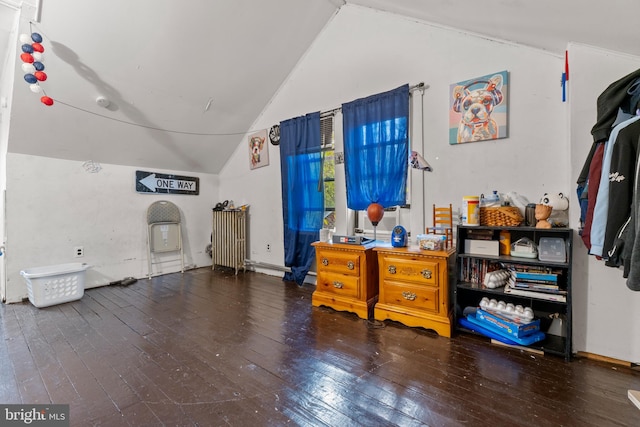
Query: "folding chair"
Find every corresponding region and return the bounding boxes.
[146,200,184,278]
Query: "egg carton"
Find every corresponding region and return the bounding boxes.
[479,296,534,322]
[483,269,510,289]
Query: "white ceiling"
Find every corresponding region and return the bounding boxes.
[2,0,640,174]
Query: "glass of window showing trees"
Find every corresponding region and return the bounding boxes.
[323,149,335,229]
[321,116,335,230]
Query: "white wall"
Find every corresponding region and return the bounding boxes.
[220,6,568,294]
[3,153,218,303]
[568,43,640,363]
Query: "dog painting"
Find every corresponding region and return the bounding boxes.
[248,129,269,169]
[449,70,508,145]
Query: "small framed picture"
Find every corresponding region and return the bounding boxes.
[248,129,269,169]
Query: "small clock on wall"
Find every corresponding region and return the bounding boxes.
[269,125,280,145]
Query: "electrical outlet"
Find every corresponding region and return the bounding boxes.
[266,243,271,252]
[74,246,84,258]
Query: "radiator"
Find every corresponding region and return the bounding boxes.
[212,209,247,274]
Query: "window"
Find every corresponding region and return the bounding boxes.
[321,114,336,230]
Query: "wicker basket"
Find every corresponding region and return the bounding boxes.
[479,206,524,226]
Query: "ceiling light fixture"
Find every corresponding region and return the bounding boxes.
[96,96,110,108]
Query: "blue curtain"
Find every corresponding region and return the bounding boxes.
[280,112,322,285]
[342,84,409,210]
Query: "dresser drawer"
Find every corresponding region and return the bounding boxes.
[315,272,359,298]
[380,256,439,286]
[380,281,439,313]
[316,248,361,276]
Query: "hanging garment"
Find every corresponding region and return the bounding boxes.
[591,70,640,143]
[602,119,640,262]
[589,116,640,257]
[580,142,605,251]
[622,155,640,290]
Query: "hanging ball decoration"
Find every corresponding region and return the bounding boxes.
[21,63,35,73]
[20,52,34,63]
[18,32,52,106]
[24,74,37,84]
[367,202,385,226]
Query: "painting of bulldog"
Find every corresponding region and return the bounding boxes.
[248,129,269,169]
[449,70,508,145]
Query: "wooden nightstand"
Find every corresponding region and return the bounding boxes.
[374,246,455,337]
[311,241,379,319]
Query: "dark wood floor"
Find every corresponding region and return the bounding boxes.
[0,268,639,426]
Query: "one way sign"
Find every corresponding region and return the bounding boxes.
[136,171,200,195]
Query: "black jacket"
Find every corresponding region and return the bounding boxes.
[591,68,640,143]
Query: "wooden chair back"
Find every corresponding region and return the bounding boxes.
[426,204,454,248]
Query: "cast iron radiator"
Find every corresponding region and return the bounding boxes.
[212,209,247,274]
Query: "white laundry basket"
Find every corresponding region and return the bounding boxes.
[20,262,90,308]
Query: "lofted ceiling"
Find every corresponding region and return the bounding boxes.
[2,0,640,174]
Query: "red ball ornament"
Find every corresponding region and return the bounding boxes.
[31,42,44,53]
[367,202,385,226]
[40,96,54,106]
[20,52,34,63]
[34,71,47,81]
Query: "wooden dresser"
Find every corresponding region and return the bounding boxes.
[374,246,455,337]
[311,241,378,319]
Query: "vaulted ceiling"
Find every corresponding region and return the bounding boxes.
[2,0,639,174]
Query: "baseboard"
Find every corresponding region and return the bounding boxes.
[576,351,634,367]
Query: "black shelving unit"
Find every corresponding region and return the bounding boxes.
[454,225,573,360]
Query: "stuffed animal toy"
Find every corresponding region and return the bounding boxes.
[540,193,569,227]
[535,204,553,229]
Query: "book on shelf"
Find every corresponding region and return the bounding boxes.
[504,284,567,302]
[509,270,559,282]
[509,279,559,290]
[510,282,567,295]
[506,263,562,275]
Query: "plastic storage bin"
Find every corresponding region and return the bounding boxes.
[20,262,90,308]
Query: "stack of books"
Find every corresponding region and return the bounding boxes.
[504,268,567,302]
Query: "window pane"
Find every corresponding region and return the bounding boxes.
[323,150,335,180]
[323,179,335,209]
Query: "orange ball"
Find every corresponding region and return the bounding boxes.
[367,202,384,226]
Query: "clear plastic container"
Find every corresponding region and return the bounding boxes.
[418,234,446,251]
[480,190,501,207]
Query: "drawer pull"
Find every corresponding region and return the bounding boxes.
[347,261,355,270]
[388,265,397,274]
[333,281,344,289]
[322,258,329,266]
[421,269,432,279]
[402,291,417,301]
